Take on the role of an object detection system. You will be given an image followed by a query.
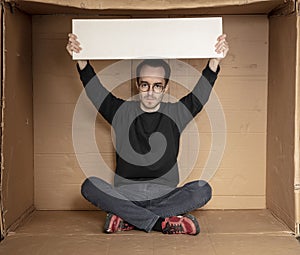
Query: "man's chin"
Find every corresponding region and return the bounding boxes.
[141,101,159,111]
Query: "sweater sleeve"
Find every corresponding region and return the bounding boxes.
[171,61,220,131]
[77,61,124,124]
[179,61,219,116]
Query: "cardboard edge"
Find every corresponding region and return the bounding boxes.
[295,0,300,239]
[268,0,296,16]
[6,205,35,233]
[1,2,34,234]
[267,13,297,232]
[268,199,295,232]
[0,1,4,242]
[9,0,286,11]
[3,0,290,15]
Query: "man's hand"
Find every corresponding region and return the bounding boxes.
[66,33,87,70]
[209,34,229,72]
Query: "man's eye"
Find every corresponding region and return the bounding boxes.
[154,84,163,89]
[140,83,149,88]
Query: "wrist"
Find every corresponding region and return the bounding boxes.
[208,58,220,73]
[77,60,88,70]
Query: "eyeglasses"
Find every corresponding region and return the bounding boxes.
[138,81,166,93]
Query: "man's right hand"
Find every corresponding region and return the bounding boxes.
[66,33,87,70]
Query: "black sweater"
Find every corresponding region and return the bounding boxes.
[77,61,219,187]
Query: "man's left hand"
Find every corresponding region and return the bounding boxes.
[209,34,229,72]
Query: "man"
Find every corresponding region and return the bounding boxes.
[66,33,229,235]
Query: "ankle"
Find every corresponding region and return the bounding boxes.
[152,217,165,232]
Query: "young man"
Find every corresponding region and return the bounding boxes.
[66,33,229,235]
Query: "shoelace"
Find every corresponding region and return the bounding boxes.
[163,222,184,234]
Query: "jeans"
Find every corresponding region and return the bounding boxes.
[81,176,212,232]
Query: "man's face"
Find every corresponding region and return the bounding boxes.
[136,65,169,112]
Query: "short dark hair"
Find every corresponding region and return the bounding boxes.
[136,59,171,85]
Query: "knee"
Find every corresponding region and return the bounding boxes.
[198,181,212,201]
[81,176,99,198]
[189,180,212,202]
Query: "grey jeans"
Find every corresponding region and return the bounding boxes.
[81,177,212,232]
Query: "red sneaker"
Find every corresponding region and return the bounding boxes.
[104,213,135,233]
[161,214,200,235]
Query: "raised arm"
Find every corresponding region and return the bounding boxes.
[173,34,229,130]
[66,33,124,124]
[181,34,229,113]
[209,34,229,72]
[66,33,88,70]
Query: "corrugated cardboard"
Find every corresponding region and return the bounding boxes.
[0,3,3,241]
[295,11,300,238]
[10,0,288,15]
[1,4,34,232]
[266,12,297,231]
[0,0,299,245]
[1,210,300,255]
[11,0,285,10]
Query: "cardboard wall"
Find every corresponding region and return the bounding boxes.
[0,3,3,240]
[182,15,268,209]
[14,0,283,9]
[11,0,287,15]
[296,12,300,236]
[33,14,268,210]
[1,6,34,229]
[266,13,297,230]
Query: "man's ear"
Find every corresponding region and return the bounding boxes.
[136,80,139,90]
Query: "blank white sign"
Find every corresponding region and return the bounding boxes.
[72,17,223,60]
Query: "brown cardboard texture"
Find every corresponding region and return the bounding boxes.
[0,0,300,251]
[32,14,268,210]
[295,12,300,238]
[267,12,297,233]
[1,3,34,233]
[0,210,300,255]
[5,0,291,15]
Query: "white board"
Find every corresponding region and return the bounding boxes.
[72,17,223,60]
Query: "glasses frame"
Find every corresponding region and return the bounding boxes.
[137,81,167,93]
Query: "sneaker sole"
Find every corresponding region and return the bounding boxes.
[184,214,200,235]
[104,213,114,233]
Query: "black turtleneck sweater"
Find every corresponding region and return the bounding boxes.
[77,61,219,187]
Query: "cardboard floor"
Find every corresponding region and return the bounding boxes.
[0,210,299,254]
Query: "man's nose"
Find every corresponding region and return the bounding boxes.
[147,87,153,95]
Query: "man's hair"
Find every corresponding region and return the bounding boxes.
[136,59,171,85]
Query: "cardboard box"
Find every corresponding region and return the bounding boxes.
[0,0,300,248]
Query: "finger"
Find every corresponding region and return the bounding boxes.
[70,44,82,52]
[215,38,226,47]
[69,46,79,53]
[68,33,77,39]
[215,44,228,53]
[66,45,73,56]
[71,45,82,53]
[66,43,81,54]
[217,34,227,41]
[69,38,81,46]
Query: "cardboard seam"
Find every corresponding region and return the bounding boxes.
[0,0,4,241]
[6,206,35,233]
[268,199,295,231]
[295,0,300,238]
[269,0,296,16]
[6,0,285,10]
[3,0,291,14]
